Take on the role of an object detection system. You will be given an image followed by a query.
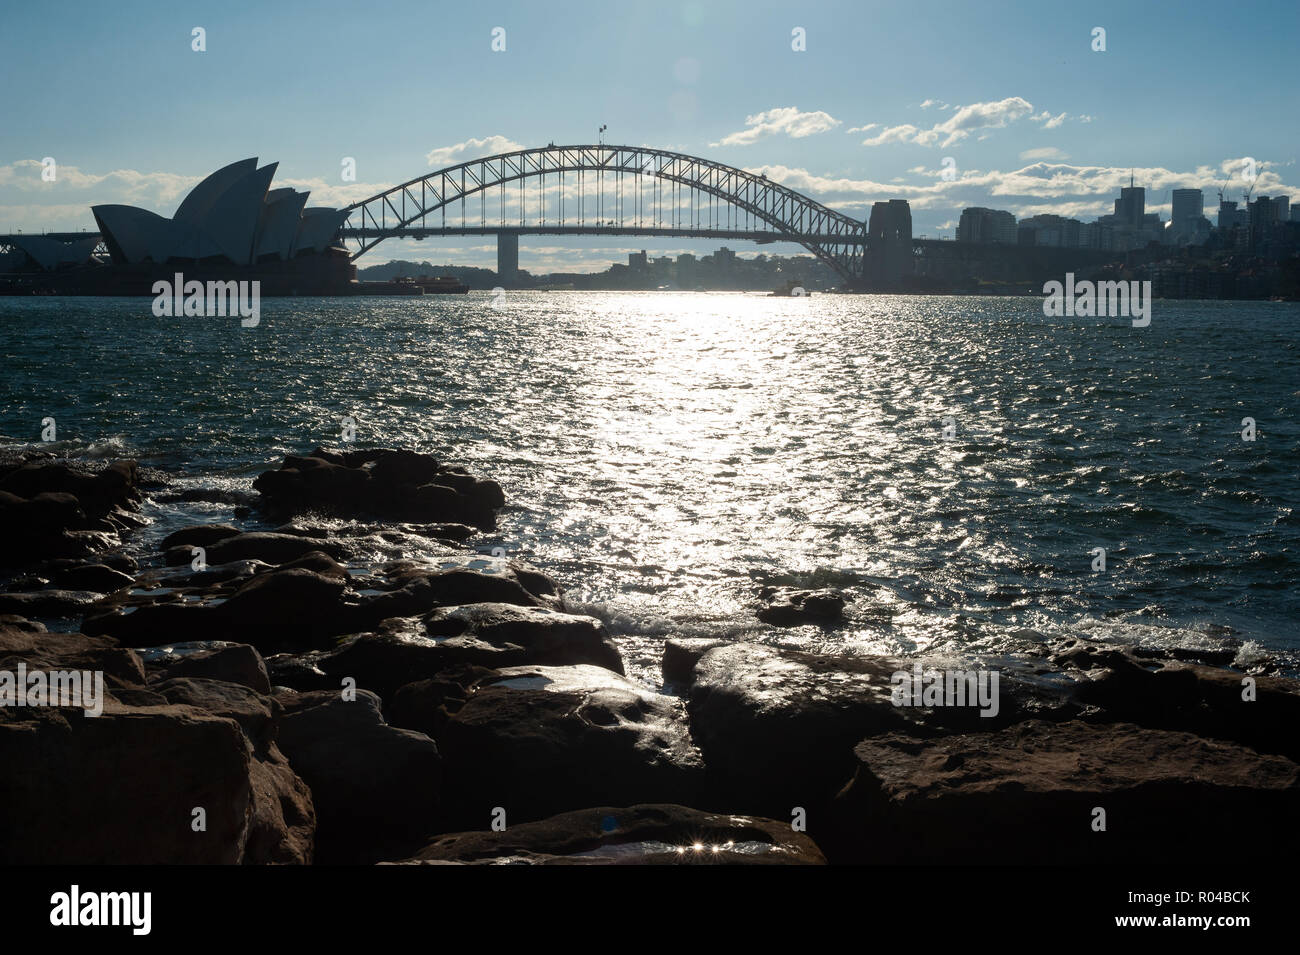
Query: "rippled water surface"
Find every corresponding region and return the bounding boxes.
[3,292,1297,672]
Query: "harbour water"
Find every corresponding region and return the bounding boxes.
[3,292,1297,680]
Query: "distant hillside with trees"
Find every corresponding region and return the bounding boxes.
[357,261,507,289]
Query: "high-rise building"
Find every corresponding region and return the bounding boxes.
[1018,214,1082,247]
[956,207,1017,244]
[1274,196,1290,223]
[1078,221,1097,248]
[1168,196,1212,244]
[1250,196,1274,228]
[1171,189,1204,229]
[1113,176,1145,227]
[1218,200,1241,229]
[1079,221,1117,251]
[675,252,696,286]
[1248,197,1277,249]
[991,210,1018,244]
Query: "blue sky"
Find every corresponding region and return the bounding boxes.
[2,0,1297,270]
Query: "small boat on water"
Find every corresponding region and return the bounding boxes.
[352,275,470,296]
[352,279,422,295]
[413,274,469,295]
[769,279,811,297]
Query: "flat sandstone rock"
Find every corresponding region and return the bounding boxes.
[834,719,1300,864]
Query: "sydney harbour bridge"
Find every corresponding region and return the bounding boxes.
[338,143,914,288]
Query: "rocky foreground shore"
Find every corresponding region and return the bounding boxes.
[1,447,1297,865]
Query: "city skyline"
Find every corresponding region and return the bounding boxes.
[2,0,1297,271]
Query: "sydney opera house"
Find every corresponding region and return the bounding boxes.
[1,159,356,294]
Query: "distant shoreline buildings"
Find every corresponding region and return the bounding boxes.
[954,177,1297,258]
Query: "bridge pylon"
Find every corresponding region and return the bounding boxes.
[497,232,519,287]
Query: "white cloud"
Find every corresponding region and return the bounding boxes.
[1029,111,1067,129]
[861,124,922,146]
[858,97,1036,148]
[426,136,524,167]
[930,97,1035,146]
[857,101,1090,149]
[0,159,197,205]
[711,107,841,147]
[1019,147,1070,161]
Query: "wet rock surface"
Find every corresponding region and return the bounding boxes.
[3,447,1297,866]
[142,641,272,694]
[0,455,144,568]
[757,586,847,626]
[687,642,1082,816]
[833,719,1300,864]
[283,603,622,702]
[274,689,443,864]
[0,622,314,865]
[0,589,104,617]
[253,447,505,530]
[420,603,623,672]
[661,637,727,686]
[1047,638,1300,762]
[80,549,563,657]
[1,702,260,864]
[165,531,348,567]
[391,804,826,865]
[438,664,706,827]
[48,563,136,593]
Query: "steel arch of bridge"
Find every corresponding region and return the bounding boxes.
[340,145,869,283]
